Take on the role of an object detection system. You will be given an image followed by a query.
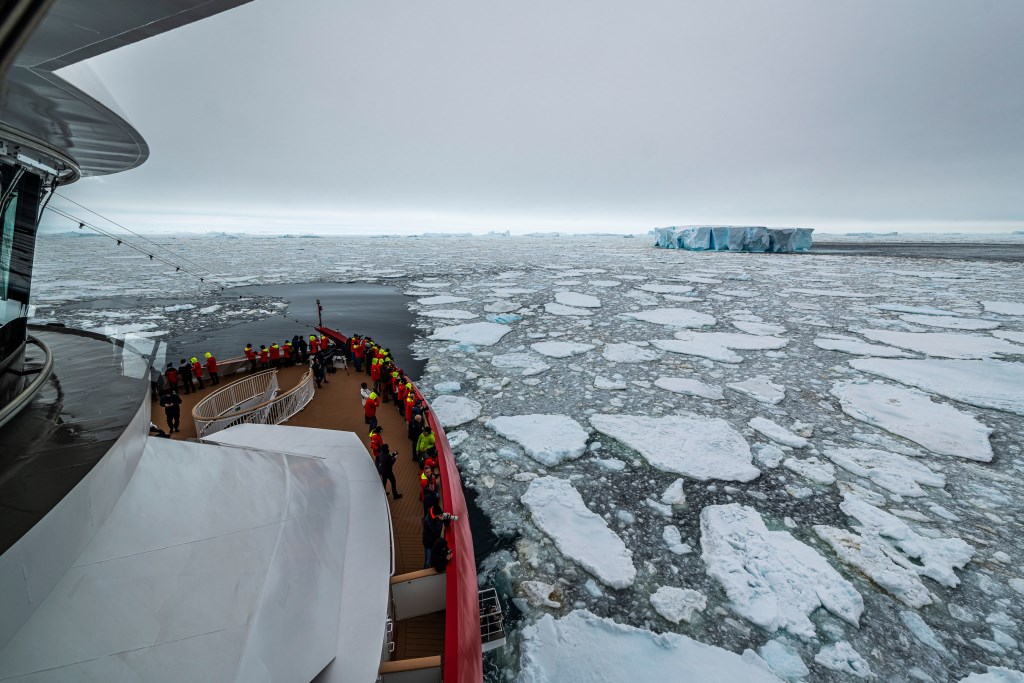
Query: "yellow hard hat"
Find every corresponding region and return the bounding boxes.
[191,357,198,363]
[204,352,211,358]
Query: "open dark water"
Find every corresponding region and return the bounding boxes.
[168,282,426,379]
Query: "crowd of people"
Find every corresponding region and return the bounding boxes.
[151,329,457,574]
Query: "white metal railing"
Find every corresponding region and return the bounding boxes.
[192,369,316,438]
[479,587,506,653]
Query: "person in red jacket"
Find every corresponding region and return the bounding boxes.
[396,376,408,413]
[164,363,179,392]
[204,352,219,385]
[282,341,292,364]
[404,391,416,422]
[369,426,384,458]
[269,343,281,367]
[244,344,257,373]
[309,335,319,355]
[352,336,365,372]
[259,345,269,369]
[191,357,205,390]
[364,390,380,430]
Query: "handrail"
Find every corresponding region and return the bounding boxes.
[0,335,54,430]
[194,369,316,438]
[192,369,279,421]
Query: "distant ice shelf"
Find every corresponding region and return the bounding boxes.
[653,226,813,253]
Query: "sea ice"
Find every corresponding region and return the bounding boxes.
[785,288,872,298]
[849,358,1024,416]
[623,307,717,329]
[728,377,786,404]
[900,610,947,653]
[993,330,1024,344]
[700,504,863,637]
[530,341,595,358]
[840,493,974,588]
[813,525,934,608]
[522,477,636,589]
[749,417,808,448]
[429,321,512,346]
[420,309,478,319]
[813,641,873,679]
[602,343,660,363]
[831,380,993,461]
[655,332,786,364]
[759,639,809,682]
[782,457,835,485]
[860,329,1024,359]
[491,353,551,376]
[485,415,589,466]
[544,302,594,316]
[433,381,462,395]
[981,301,1024,316]
[430,395,482,427]
[899,314,999,330]
[517,610,784,683]
[813,336,914,358]
[959,668,1024,683]
[732,320,786,336]
[554,291,601,308]
[638,283,694,294]
[663,525,692,555]
[650,586,707,624]
[652,338,742,363]
[590,414,760,482]
[655,377,724,400]
[594,376,628,390]
[484,300,520,313]
[418,295,470,305]
[824,447,945,497]
[661,478,686,505]
[873,303,958,316]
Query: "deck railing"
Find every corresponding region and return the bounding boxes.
[192,369,316,438]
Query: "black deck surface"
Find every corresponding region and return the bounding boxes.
[0,327,149,554]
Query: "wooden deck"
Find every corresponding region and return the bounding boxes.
[166,359,446,661]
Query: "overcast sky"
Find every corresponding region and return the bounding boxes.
[50,0,1024,234]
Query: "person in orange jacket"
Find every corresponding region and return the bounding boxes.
[259,345,269,369]
[283,341,292,363]
[269,343,281,367]
[364,390,380,430]
[191,356,205,389]
[369,426,384,458]
[204,352,219,385]
[309,335,319,355]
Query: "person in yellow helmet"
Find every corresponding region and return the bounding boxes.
[204,352,219,385]
[191,357,204,389]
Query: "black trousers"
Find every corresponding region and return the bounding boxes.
[166,410,180,432]
[194,374,204,389]
[381,471,398,495]
[180,377,193,394]
[210,372,219,385]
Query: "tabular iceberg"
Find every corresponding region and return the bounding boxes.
[653,225,813,253]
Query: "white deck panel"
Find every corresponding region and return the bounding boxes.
[0,427,389,682]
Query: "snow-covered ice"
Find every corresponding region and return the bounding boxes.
[544,302,594,316]
[420,308,478,319]
[981,301,1024,316]
[522,477,636,589]
[601,343,660,363]
[428,321,511,346]
[655,377,724,399]
[824,447,945,496]
[490,352,551,376]
[700,504,863,637]
[650,586,707,624]
[418,295,471,305]
[759,639,809,682]
[518,610,784,683]
[485,414,589,466]
[831,380,993,461]
[530,341,595,358]
[590,414,760,482]
[849,358,1024,416]
[623,307,717,328]
[430,395,482,427]
[749,417,808,448]
[813,641,873,679]
[782,457,836,485]
[899,314,1000,330]
[860,329,1024,359]
[554,291,601,308]
[813,336,914,357]
[728,377,786,404]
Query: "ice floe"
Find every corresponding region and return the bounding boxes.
[700,504,863,637]
[491,352,551,376]
[485,414,589,466]
[728,377,786,404]
[602,343,660,363]
[759,639,809,682]
[662,524,692,555]
[529,341,595,358]
[522,477,636,588]
[873,303,959,316]
[849,358,1024,416]
[622,307,717,328]
[544,302,594,316]
[981,301,1024,316]
[590,413,760,482]
[650,586,707,624]
[655,377,724,400]
[824,447,945,496]
[782,457,836,485]
[732,320,786,336]
[430,395,482,427]
[831,380,993,461]
[420,309,478,319]
[813,335,914,357]
[554,291,601,308]
[417,295,471,305]
[860,330,1024,359]
[637,283,694,294]
[899,314,999,330]
[748,417,808,448]
[428,321,512,346]
[518,610,784,683]
[813,641,873,679]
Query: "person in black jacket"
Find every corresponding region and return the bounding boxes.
[296,335,308,363]
[422,502,457,569]
[159,390,182,433]
[377,444,402,500]
[177,358,194,395]
[430,536,453,573]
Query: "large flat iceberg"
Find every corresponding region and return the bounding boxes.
[519,610,783,683]
[486,414,589,466]
[654,225,813,253]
